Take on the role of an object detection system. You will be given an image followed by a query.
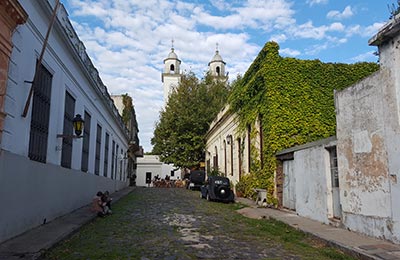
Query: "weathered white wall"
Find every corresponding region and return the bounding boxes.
[335,57,399,242]
[293,146,333,224]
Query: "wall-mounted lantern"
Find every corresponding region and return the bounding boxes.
[57,114,84,138]
[72,114,84,136]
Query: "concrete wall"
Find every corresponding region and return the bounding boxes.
[335,18,400,241]
[279,138,336,225]
[293,146,333,224]
[335,68,399,242]
[0,150,127,243]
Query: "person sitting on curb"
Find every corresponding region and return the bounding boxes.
[91,191,106,217]
[101,191,112,214]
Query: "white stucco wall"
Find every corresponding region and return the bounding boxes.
[0,1,130,243]
[293,146,333,224]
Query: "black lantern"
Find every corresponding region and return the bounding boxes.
[72,114,84,137]
[57,114,84,139]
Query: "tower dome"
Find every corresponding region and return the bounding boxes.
[163,47,181,75]
[208,45,226,78]
[167,48,178,59]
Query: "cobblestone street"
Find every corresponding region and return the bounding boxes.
[42,188,354,260]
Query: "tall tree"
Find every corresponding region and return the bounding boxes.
[151,72,230,168]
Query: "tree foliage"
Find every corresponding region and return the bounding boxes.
[151,72,230,168]
[230,41,380,199]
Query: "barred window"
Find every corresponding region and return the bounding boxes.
[104,133,109,177]
[81,111,91,172]
[61,91,75,168]
[28,64,52,163]
[111,140,115,179]
[115,144,119,179]
[94,124,102,175]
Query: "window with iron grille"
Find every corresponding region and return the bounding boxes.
[115,144,119,179]
[104,133,109,177]
[28,63,53,163]
[81,111,91,172]
[94,124,102,175]
[61,91,75,168]
[120,148,123,180]
[111,140,115,179]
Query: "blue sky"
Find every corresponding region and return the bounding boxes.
[62,0,392,152]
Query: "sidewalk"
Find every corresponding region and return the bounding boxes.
[236,197,400,260]
[0,187,135,260]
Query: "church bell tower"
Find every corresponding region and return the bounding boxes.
[208,43,227,82]
[162,41,181,106]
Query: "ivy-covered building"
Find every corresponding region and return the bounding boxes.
[206,41,378,199]
[111,94,143,186]
[274,14,400,244]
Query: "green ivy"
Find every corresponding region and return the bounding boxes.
[230,41,379,202]
[122,93,133,126]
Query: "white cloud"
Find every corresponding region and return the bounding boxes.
[269,34,288,43]
[305,42,329,55]
[350,51,377,62]
[346,22,386,38]
[65,0,385,152]
[364,22,386,37]
[327,6,354,20]
[192,0,295,31]
[306,0,328,7]
[209,0,232,11]
[329,22,345,31]
[280,48,301,56]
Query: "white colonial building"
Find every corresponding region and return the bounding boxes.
[0,0,135,243]
[136,155,181,186]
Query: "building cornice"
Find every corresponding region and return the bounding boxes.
[369,14,400,46]
[0,0,28,28]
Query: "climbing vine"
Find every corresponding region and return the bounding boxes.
[122,93,133,126]
[230,41,379,203]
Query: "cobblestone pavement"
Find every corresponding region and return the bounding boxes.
[42,188,354,260]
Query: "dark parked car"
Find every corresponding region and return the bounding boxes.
[187,170,206,190]
[200,176,235,202]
